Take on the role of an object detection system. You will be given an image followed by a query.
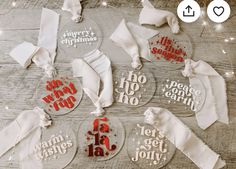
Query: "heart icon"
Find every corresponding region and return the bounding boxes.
[213,6,225,16]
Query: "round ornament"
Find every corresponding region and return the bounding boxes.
[158,75,206,114]
[78,115,125,161]
[58,17,102,58]
[148,29,192,70]
[113,66,156,107]
[127,123,176,169]
[35,76,83,116]
[29,122,77,169]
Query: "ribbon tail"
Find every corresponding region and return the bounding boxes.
[144,107,226,169]
[84,88,105,116]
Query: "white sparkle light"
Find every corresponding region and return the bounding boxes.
[101,1,108,7]
[225,71,235,78]
[224,39,229,42]
[202,21,208,26]
[12,1,16,7]
[222,50,227,54]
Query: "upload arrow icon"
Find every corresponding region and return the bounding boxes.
[177,0,201,23]
[183,5,195,17]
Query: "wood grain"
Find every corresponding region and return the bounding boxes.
[0,0,236,9]
[0,7,235,169]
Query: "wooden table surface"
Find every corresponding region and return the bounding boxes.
[0,2,235,169]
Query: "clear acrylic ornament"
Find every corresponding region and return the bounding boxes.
[58,17,103,58]
[113,66,156,107]
[158,72,206,117]
[28,122,77,169]
[78,115,125,161]
[148,28,192,70]
[127,123,176,169]
[34,75,83,116]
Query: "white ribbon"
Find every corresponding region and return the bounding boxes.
[62,0,83,22]
[182,59,229,130]
[0,107,51,160]
[110,19,158,69]
[9,42,39,68]
[139,0,180,34]
[72,50,113,116]
[18,107,52,169]
[144,107,226,169]
[9,8,59,78]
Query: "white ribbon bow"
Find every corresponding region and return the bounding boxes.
[62,0,83,22]
[139,0,180,34]
[72,50,113,116]
[0,107,52,169]
[110,19,159,69]
[9,8,59,78]
[144,107,226,169]
[182,59,229,130]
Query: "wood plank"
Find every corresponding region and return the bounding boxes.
[0,0,236,9]
[0,8,235,169]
